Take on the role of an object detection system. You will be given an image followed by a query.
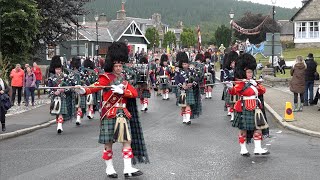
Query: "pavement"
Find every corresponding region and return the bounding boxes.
[0,95,53,140]
[1,72,320,141]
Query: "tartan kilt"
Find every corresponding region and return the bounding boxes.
[224,90,231,104]
[80,96,86,108]
[160,83,170,90]
[98,115,132,144]
[232,110,256,130]
[50,95,68,115]
[177,89,195,105]
[200,86,205,95]
[138,89,151,98]
[172,85,178,95]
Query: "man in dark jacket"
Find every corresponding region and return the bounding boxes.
[304,53,318,106]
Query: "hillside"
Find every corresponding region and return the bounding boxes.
[84,0,298,43]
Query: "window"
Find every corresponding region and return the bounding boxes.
[309,22,319,38]
[71,44,86,56]
[296,22,307,38]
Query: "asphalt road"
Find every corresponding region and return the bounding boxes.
[1,84,320,180]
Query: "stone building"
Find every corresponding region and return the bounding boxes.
[290,0,320,48]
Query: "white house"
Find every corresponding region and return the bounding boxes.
[290,0,320,48]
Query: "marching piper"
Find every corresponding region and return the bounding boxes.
[48,56,75,133]
[226,53,269,156]
[203,51,215,99]
[158,54,171,100]
[75,42,149,178]
[222,51,238,121]
[175,52,202,125]
[135,56,151,112]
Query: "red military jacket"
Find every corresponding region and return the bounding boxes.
[85,72,138,119]
[228,81,266,112]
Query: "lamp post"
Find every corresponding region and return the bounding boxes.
[271,0,277,77]
[153,24,156,53]
[94,14,99,57]
[229,9,235,48]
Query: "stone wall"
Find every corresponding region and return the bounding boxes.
[295,42,320,48]
[263,75,292,87]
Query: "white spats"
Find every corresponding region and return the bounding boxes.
[227,107,231,116]
[253,139,269,155]
[240,142,249,155]
[57,123,63,133]
[208,92,212,98]
[105,159,117,175]
[230,112,235,121]
[123,158,140,174]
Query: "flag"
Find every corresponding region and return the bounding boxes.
[197,25,202,51]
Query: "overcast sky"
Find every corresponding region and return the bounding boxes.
[240,0,303,9]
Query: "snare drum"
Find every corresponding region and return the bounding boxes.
[135,64,149,83]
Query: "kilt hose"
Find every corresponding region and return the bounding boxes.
[232,109,255,131]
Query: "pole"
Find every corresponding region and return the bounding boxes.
[96,21,99,57]
[271,5,276,77]
[153,28,156,53]
[76,16,79,56]
[230,21,233,48]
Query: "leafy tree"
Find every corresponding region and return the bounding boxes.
[35,0,87,45]
[181,28,196,48]
[163,31,176,48]
[0,0,40,63]
[233,12,281,44]
[145,27,159,49]
[214,25,231,47]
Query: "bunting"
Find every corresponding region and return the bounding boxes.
[231,15,270,35]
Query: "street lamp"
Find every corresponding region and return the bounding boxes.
[229,9,235,48]
[271,0,276,77]
[94,14,99,57]
[153,24,156,53]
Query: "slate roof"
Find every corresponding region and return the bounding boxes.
[290,0,312,21]
[278,20,294,35]
[76,19,147,43]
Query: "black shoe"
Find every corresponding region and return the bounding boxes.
[186,121,191,125]
[2,124,6,132]
[107,173,118,178]
[144,108,148,112]
[303,102,309,106]
[254,151,270,155]
[76,122,80,126]
[57,129,62,134]
[124,171,143,178]
[240,152,250,157]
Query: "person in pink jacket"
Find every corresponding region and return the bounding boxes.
[10,64,24,106]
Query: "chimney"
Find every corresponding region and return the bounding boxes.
[116,1,126,20]
[302,0,309,6]
[99,13,107,22]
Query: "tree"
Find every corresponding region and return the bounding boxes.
[163,31,176,48]
[233,12,281,44]
[180,28,196,48]
[35,0,87,45]
[0,0,41,63]
[214,25,231,48]
[145,27,160,49]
